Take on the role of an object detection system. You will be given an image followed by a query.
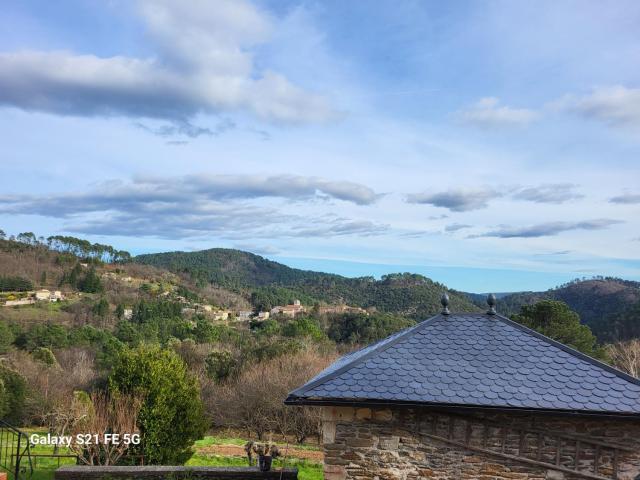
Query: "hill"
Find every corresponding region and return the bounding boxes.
[135,248,480,318]
[483,278,640,342]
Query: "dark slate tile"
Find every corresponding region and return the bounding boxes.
[288,313,640,415]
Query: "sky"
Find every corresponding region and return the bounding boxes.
[0,0,639,292]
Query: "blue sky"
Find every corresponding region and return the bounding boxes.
[0,0,639,292]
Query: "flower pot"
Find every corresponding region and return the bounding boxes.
[258,455,272,471]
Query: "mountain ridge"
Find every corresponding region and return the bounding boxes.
[134,248,480,318]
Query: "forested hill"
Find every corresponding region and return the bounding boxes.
[482,278,640,342]
[135,248,340,288]
[134,248,480,318]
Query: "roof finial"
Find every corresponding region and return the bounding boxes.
[486,293,497,315]
[441,292,450,315]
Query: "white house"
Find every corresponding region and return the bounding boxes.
[35,289,51,301]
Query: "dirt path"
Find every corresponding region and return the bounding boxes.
[197,444,324,462]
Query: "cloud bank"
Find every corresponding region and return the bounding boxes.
[512,184,584,204]
[0,0,334,126]
[407,188,501,212]
[555,86,640,128]
[0,174,384,240]
[456,97,539,128]
[476,219,622,238]
[610,193,640,204]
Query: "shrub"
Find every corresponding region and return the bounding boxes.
[0,365,27,424]
[109,345,207,464]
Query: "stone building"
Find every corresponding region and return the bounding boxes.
[286,295,640,480]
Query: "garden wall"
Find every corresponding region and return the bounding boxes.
[55,466,298,480]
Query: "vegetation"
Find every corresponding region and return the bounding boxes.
[0,275,33,292]
[512,300,607,360]
[1,229,638,476]
[135,249,479,318]
[494,277,640,342]
[109,345,207,464]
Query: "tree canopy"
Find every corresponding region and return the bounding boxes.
[512,300,607,360]
[108,345,206,464]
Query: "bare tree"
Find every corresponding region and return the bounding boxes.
[607,340,640,378]
[205,349,333,443]
[68,392,142,466]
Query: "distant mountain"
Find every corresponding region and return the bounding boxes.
[478,278,640,342]
[135,248,480,318]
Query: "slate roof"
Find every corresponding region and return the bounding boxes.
[286,312,640,416]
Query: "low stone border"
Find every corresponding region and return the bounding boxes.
[55,466,298,480]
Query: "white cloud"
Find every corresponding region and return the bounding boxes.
[512,184,584,204]
[456,97,539,128]
[0,174,385,240]
[0,0,335,126]
[554,86,640,128]
[475,219,623,238]
[407,188,502,211]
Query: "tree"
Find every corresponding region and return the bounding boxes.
[0,229,5,240]
[205,350,238,383]
[32,347,57,366]
[207,350,331,443]
[68,391,142,466]
[108,345,206,464]
[0,322,14,354]
[92,298,109,318]
[607,340,640,378]
[79,267,103,293]
[115,304,125,320]
[512,300,607,360]
[0,365,27,424]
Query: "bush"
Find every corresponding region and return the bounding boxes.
[109,345,207,464]
[0,322,15,354]
[0,365,27,424]
[0,275,33,292]
[327,312,415,344]
[205,350,238,383]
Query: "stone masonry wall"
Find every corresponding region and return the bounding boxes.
[321,406,640,480]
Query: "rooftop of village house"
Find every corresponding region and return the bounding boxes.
[286,294,640,416]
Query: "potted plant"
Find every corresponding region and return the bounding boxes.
[244,441,281,472]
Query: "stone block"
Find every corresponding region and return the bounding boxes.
[372,409,393,422]
[355,408,372,420]
[378,436,400,450]
[323,420,336,444]
[545,470,565,480]
[323,465,346,480]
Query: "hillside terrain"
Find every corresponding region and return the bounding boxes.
[0,231,639,469]
[135,248,480,318]
[469,278,640,342]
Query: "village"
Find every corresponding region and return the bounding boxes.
[1,267,370,325]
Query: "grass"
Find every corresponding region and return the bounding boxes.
[193,436,246,447]
[8,433,324,480]
[194,435,321,451]
[187,453,323,480]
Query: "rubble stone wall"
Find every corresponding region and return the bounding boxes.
[321,406,640,480]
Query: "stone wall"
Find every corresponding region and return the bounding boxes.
[54,466,298,480]
[321,406,640,480]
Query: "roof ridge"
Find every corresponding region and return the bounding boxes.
[289,313,446,397]
[494,314,640,387]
